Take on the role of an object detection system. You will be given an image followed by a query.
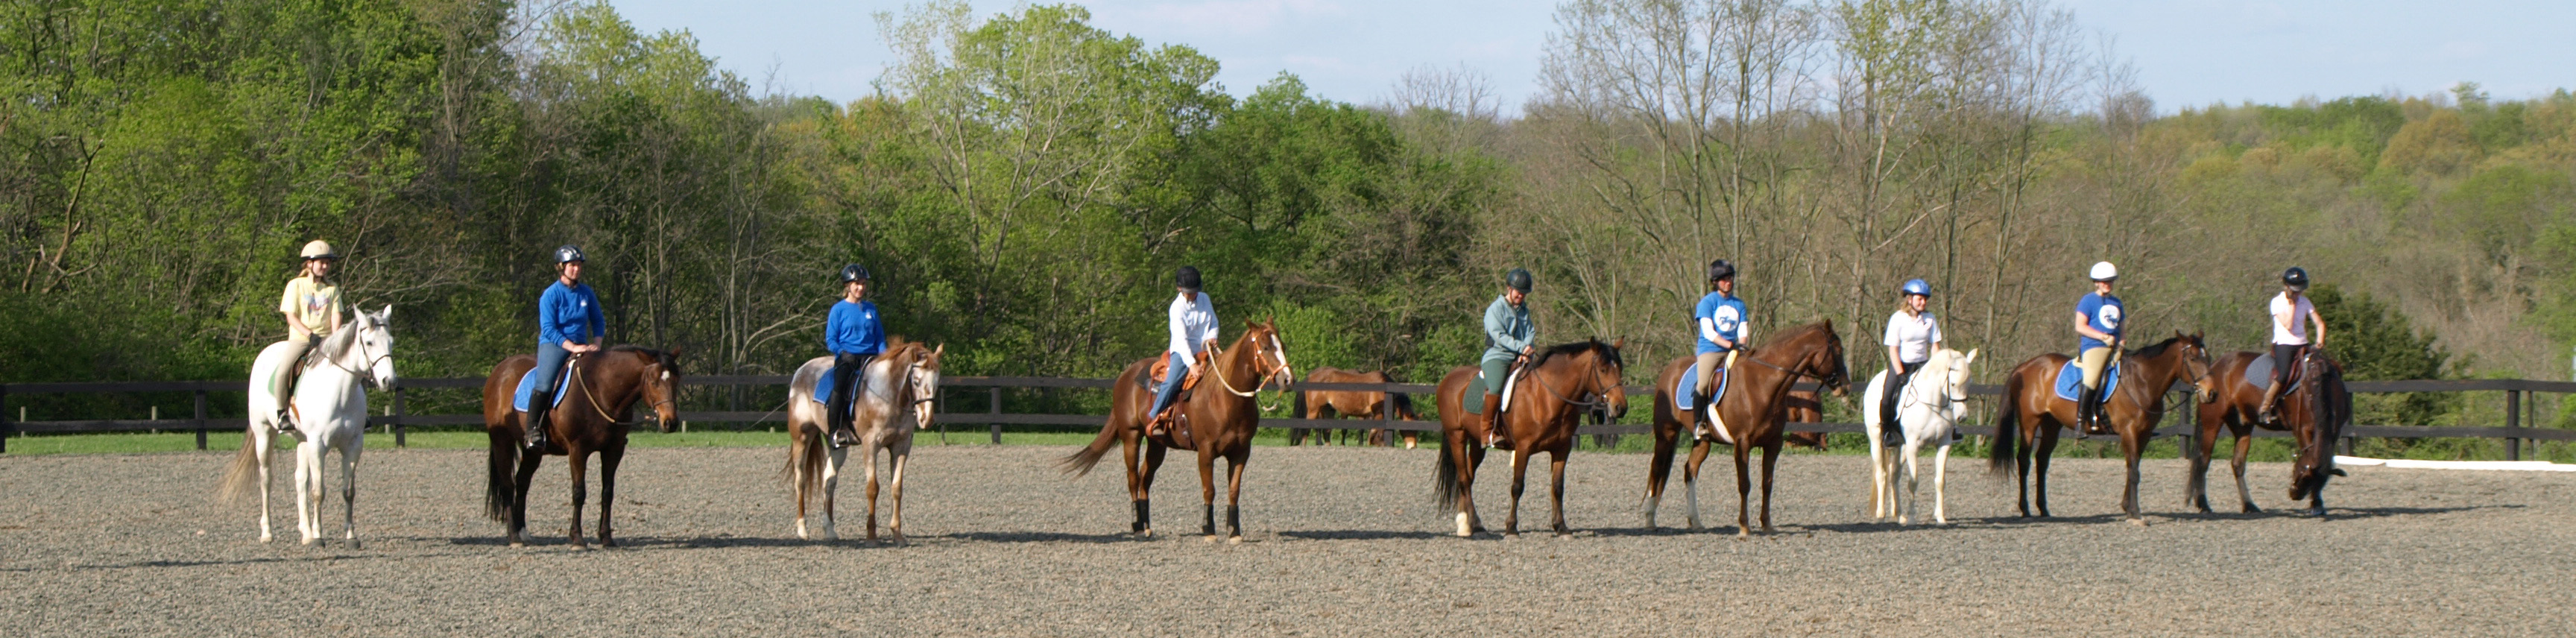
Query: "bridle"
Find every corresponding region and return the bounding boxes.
[1528,347,1622,414]
[1208,329,1292,411]
[321,318,395,389]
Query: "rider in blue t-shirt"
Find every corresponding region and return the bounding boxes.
[2072,261,2124,435]
[1690,259,1748,442]
[526,245,606,452]
[824,265,886,449]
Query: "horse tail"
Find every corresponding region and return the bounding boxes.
[484,428,518,521]
[215,430,265,504]
[786,423,824,497]
[1293,387,1308,419]
[1433,446,1463,511]
[1644,421,1679,507]
[1987,373,2021,480]
[1056,418,1123,478]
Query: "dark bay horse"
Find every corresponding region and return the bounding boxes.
[1989,332,2209,522]
[480,346,682,548]
[1430,339,1629,537]
[2185,350,2349,516]
[1289,367,1421,448]
[1060,320,1292,542]
[783,339,944,543]
[1642,321,1850,535]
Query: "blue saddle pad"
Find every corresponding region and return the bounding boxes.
[1673,366,1729,411]
[2051,359,2120,403]
[810,366,859,405]
[513,366,572,413]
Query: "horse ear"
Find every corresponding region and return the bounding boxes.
[1963,348,1978,366]
[379,304,393,321]
[1612,337,1626,350]
[668,346,684,359]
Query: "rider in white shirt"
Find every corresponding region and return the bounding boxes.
[2258,267,2327,423]
[1146,266,1218,436]
[1880,279,1943,441]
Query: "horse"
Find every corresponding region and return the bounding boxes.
[2185,350,2349,516]
[1289,367,1421,448]
[1059,320,1292,542]
[479,345,682,548]
[1641,321,1849,536]
[1863,347,1978,525]
[1430,339,1629,538]
[1988,332,2209,522]
[218,306,398,546]
[1782,389,1829,451]
[783,339,944,543]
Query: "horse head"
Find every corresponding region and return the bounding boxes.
[1937,348,1980,404]
[1794,320,1851,397]
[343,305,399,389]
[641,347,683,433]
[2288,353,2347,502]
[1242,318,1294,391]
[1594,338,1629,423]
[903,343,945,432]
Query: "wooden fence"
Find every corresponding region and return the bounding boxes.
[4,376,2572,458]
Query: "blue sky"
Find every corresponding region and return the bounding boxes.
[605,0,2575,113]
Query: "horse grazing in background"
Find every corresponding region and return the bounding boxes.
[480,346,682,548]
[2186,349,2349,516]
[1642,321,1849,536]
[1989,332,2209,523]
[1289,367,1421,448]
[1863,348,1977,525]
[218,306,398,546]
[783,340,944,543]
[1060,320,1292,542]
[1431,339,1629,537]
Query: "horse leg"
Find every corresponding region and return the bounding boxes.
[1868,414,1889,521]
[1685,442,1711,531]
[1445,432,1478,537]
[2013,420,2036,518]
[1641,424,1672,529]
[509,452,542,546]
[1897,441,1919,525]
[296,439,321,545]
[565,446,590,549]
[2122,427,2147,524]
[2185,414,2217,513]
[1757,440,1781,534]
[1931,441,1952,525]
[887,440,911,545]
[255,429,276,543]
[339,439,362,548]
[862,442,882,544]
[1136,440,1165,537]
[1548,452,1570,537]
[2230,424,2261,514]
[1198,451,1220,542]
[792,434,810,540]
[598,444,622,548]
[821,443,847,541]
[1503,448,1532,538]
[1224,448,1248,543]
[2032,427,2059,518]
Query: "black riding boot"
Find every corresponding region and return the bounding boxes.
[523,405,551,452]
[1690,390,1719,442]
[2075,386,2103,437]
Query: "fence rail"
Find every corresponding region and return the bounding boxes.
[4,373,2567,457]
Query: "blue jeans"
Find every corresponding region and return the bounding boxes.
[1148,353,1189,418]
[530,341,572,411]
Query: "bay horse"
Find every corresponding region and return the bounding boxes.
[218,306,398,546]
[783,339,944,543]
[1988,332,2209,522]
[1430,339,1629,537]
[1641,321,1849,535]
[1289,367,1421,448]
[1782,389,1829,450]
[480,346,682,548]
[1060,320,1292,542]
[2185,349,2349,516]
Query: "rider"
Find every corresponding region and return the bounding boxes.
[1692,260,1748,442]
[1480,268,1535,449]
[2258,267,2327,424]
[525,245,604,452]
[824,265,886,449]
[1881,279,1943,442]
[2073,261,2124,435]
[1146,266,1218,437]
[273,240,346,434]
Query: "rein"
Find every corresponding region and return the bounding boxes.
[318,323,393,388]
[1207,335,1289,412]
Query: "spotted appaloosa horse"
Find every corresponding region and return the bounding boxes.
[783,339,944,543]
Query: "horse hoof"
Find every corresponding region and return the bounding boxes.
[601,539,616,549]
[259,535,274,543]
[2128,518,2148,527]
[1502,532,1518,540]
[1227,536,1243,545]
[347,539,362,550]
[576,543,596,551]
[300,538,316,546]
[1203,535,1219,543]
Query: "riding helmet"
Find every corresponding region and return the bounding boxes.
[1506,268,1533,293]
[1708,259,1737,282]
[1175,265,1202,292]
[2089,261,2118,282]
[555,244,587,264]
[1901,278,1931,297]
[2282,266,2310,291]
[299,240,339,261]
[841,264,871,283]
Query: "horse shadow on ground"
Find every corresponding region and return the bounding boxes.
[1275,529,1462,541]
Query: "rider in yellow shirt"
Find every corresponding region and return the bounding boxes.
[273,240,345,434]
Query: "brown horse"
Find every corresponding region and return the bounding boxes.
[783,339,944,543]
[1430,339,1629,537]
[2185,350,2349,516]
[1060,320,1292,542]
[481,346,682,548]
[1988,332,2209,522]
[1289,367,1422,448]
[1782,389,1829,450]
[1641,321,1850,535]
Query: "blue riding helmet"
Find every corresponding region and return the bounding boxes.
[1901,279,1931,297]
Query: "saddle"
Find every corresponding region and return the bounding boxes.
[1461,364,1524,416]
[2051,359,2121,404]
[1140,353,1211,447]
[2241,350,2309,393]
[1146,353,1209,392]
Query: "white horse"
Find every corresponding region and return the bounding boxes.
[218,306,397,545]
[1863,347,1975,525]
[783,340,944,544]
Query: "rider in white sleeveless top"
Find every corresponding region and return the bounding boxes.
[2258,267,2327,423]
[1880,279,1943,441]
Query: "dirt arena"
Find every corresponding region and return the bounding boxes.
[4,443,2570,636]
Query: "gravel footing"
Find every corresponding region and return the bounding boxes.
[4,444,2571,636]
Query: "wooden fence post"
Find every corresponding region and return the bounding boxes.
[194,390,209,451]
[2,384,12,454]
[394,385,408,448]
[990,386,1003,445]
[2505,389,2521,461]
[935,385,949,445]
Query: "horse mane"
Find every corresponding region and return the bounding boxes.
[1530,338,1622,370]
[1757,320,1834,344]
[607,344,681,373]
[2124,335,2183,359]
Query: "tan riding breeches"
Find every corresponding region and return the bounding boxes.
[2076,347,2118,390]
[1693,350,1739,397]
[274,336,315,402]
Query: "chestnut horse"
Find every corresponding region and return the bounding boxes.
[1430,339,1629,537]
[1060,320,1292,542]
[481,346,682,548]
[1987,332,2209,522]
[1641,321,1850,535]
[783,339,944,543]
[1782,389,1828,450]
[2185,350,2349,516]
[1289,367,1421,448]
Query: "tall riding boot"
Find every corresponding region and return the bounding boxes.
[1691,389,1720,442]
[523,405,551,452]
[2256,383,2285,426]
[1479,394,1509,450]
[2077,386,2105,436]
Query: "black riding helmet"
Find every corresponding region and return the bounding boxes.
[555,244,585,263]
[1175,265,1202,292]
[840,264,871,283]
[1708,259,1737,283]
[2282,266,2309,291]
[1506,268,1532,293]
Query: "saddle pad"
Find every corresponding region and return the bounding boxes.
[2241,353,2301,394]
[1461,367,1524,415]
[2051,359,2120,403]
[812,366,856,405]
[1672,365,1730,411]
[513,365,573,413]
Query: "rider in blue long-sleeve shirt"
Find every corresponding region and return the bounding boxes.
[824,265,886,448]
[526,245,606,452]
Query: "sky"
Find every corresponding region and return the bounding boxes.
[604,0,2575,114]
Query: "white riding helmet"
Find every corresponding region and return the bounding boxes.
[2089,261,2118,282]
[300,240,339,260]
